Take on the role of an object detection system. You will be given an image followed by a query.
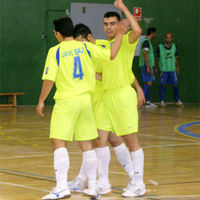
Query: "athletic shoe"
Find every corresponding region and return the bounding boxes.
[176,100,184,107]
[145,101,157,108]
[96,182,112,195]
[83,188,101,199]
[160,101,166,107]
[123,176,134,192]
[42,187,71,200]
[68,177,86,193]
[122,184,146,198]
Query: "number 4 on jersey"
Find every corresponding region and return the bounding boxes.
[73,56,84,80]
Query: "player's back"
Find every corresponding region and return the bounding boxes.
[43,40,96,99]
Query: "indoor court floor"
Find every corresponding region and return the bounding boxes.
[0,104,200,200]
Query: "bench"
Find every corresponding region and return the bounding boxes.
[0,93,24,107]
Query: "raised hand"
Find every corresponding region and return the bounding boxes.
[118,19,130,35]
[114,0,125,10]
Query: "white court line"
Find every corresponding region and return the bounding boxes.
[141,134,198,142]
[149,179,159,185]
[110,171,128,176]
[155,195,200,198]
[37,165,52,168]
[0,152,81,160]
[143,142,200,148]
[0,180,49,192]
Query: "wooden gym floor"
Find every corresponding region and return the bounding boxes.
[0,104,200,200]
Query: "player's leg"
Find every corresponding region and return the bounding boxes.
[79,141,98,197]
[170,72,183,106]
[141,65,156,107]
[104,86,146,197]
[160,72,167,107]
[42,139,71,200]
[69,130,111,195]
[94,129,112,194]
[71,93,99,197]
[108,132,134,191]
[42,98,80,200]
[122,133,146,198]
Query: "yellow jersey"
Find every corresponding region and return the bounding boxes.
[92,39,108,90]
[101,32,138,90]
[42,40,110,99]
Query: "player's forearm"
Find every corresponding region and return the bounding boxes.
[123,6,142,35]
[38,80,54,103]
[144,53,150,68]
[110,33,123,60]
[132,77,142,91]
[122,6,142,42]
[176,57,179,67]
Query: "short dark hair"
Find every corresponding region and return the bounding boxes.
[53,17,74,37]
[147,27,157,35]
[73,23,92,39]
[104,12,121,21]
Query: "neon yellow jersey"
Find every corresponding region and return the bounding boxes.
[92,39,108,90]
[42,40,110,99]
[102,32,138,90]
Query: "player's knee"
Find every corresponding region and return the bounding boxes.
[160,84,165,88]
[173,84,178,87]
[108,134,122,147]
[79,141,93,152]
[94,136,108,147]
[51,139,66,151]
[123,133,141,152]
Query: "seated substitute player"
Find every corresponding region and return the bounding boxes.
[155,32,183,107]
[69,23,138,193]
[69,0,145,198]
[139,27,157,108]
[36,16,125,200]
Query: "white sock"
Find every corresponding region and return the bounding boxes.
[77,161,87,182]
[54,147,69,189]
[95,146,110,186]
[113,143,134,178]
[82,150,97,189]
[131,148,144,187]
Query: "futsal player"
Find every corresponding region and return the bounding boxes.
[155,33,183,107]
[75,0,145,197]
[69,23,137,193]
[36,16,124,199]
[139,27,157,108]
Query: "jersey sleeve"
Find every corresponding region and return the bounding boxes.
[142,40,150,52]
[123,31,139,51]
[83,42,110,61]
[42,48,58,81]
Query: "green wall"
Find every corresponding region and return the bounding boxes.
[0,0,199,105]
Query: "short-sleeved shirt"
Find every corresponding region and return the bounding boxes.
[42,40,110,99]
[99,32,138,90]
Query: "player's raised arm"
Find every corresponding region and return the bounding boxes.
[114,0,142,43]
[36,80,54,117]
[110,21,127,59]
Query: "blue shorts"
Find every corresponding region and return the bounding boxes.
[160,71,178,85]
[141,65,155,82]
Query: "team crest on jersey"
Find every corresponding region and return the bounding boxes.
[45,67,49,75]
[110,42,114,47]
